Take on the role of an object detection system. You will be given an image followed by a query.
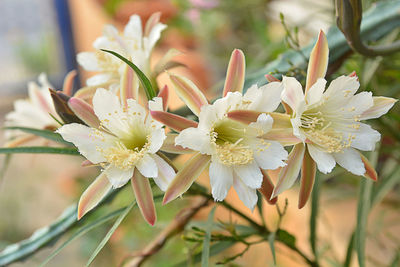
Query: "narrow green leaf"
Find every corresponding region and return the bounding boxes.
[276,229,296,248]
[371,166,400,206]
[40,206,128,266]
[310,173,320,258]
[4,127,71,145]
[390,252,399,267]
[0,154,12,188]
[355,178,373,267]
[343,232,355,267]
[201,206,216,267]
[268,232,277,266]
[86,200,136,266]
[0,146,79,155]
[101,49,156,100]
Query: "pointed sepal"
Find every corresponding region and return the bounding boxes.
[131,170,157,226]
[160,133,194,154]
[298,149,316,209]
[222,49,245,97]
[68,97,100,128]
[258,169,278,205]
[157,85,169,111]
[62,70,78,96]
[360,154,378,181]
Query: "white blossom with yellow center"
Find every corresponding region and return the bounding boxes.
[5,73,60,138]
[176,87,288,210]
[57,88,174,190]
[77,14,166,87]
[282,75,396,175]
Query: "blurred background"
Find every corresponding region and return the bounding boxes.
[0,0,399,266]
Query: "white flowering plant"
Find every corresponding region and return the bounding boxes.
[0,3,399,266]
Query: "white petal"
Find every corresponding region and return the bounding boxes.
[333,148,365,176]
[86,74,113,86]
[126,98,147,122]
[233,174,258,210]
[209,160,233,201]
[351,123,380,151]
[151,154,175,191]
[136,154,158,178]
[213,92,242,118]
[253,140,288,170]
[57,123,115,164]
[148,128,166,153]
[233,160,263,189]
[324,75,359,100]
[281,76,305,113]
[307,144,336,174]
[343,91,373,115]
[360,96,397,120]
[92,88,127,135]
[175,127,213,154]
[249,113,273,134]
[124,15,143,42]
[305,78,326,105]
[77,52,100,71]
[245,82,283,112]
[198,104,218,130]
[104,165,133,188]
[148,97,164,111]
[146,23,167,52]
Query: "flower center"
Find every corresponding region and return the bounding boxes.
[211,119,254,166]
[300,111,354,153]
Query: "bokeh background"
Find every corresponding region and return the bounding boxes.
[0,0,399,266]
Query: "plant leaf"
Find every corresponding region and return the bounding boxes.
[86,200,136,266]
[309,173,320,258]
[101,49,156,100]
[268,232,277,266]
[0,146,79,155]
[201,206,216,267]
[4,127,72,146]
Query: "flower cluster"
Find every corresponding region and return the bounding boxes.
[4,14,396,225]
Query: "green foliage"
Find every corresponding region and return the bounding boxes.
[0,146,79,155]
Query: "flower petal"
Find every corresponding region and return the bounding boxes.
[298,149,316,209]
[147,128,166,154]
[151,154,176,191]
[157,85,169,111]
[131,170,157,226]
[272,143,306,198]
[78,173,112,220]
[223,49,245,97]
[233,173,258,210]
[136,154,158,178]
[281,76,305,113]
[62,70,78,96]
[233,160,263,189]
[305,78,326,105]
[333,148,365,176]
[150,110,198,132]
[68,97,100,128]
[305,30,329,91]
[57,123,114,164]
[307,144,336,174]
[350,123,380,151]
[360,96,397,120]
[175,127,213,154]
[77,52,100,71]
[244,82,283,112]
[104,165,134,188]
[209,160,233,201]
[169,73,208,116]
[124,15,143,42]
[120,65,139,106]
[258,169,278,205]
[160,133,194,154]
[324,75,359,100]
[249,113,273,134]
[253,140,288,170]
[163,153,211,204]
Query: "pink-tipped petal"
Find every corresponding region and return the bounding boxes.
[68,97,100,128]
[120,65,139,107]
[226,110,261,124]
[163,153,211,205]
[158,85,169,111]
[298,149,316,209]
[305,30,329,92]
[78,173,112,220]
[272,143,306,198]
[258,169,278,205]
[360,96,397,120]
[131,170,157,226]
[62,70,78,96]
[160,133,194,154]
[169,74,208,116]
[265,74,280,82]
[150,110,198,132]
[223,49,245,97]
[144,12,161,36]
[262,128,302,146]
[360,154,378,181]
[73,86,98,100]
[153,49,183,76]
[81,159,95,167]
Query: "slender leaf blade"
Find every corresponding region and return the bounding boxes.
[4,127,71,145]
[201,206,216,267]
[0,146,79,155]
[101,49,156,100]
[268,232,277,266]
[310,173,320,258]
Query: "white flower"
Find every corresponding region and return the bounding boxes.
[281,75,396,176]
[77,14,166,88]
[57,88,174,191]
[175,88,288,210]
[5,73,60,139]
